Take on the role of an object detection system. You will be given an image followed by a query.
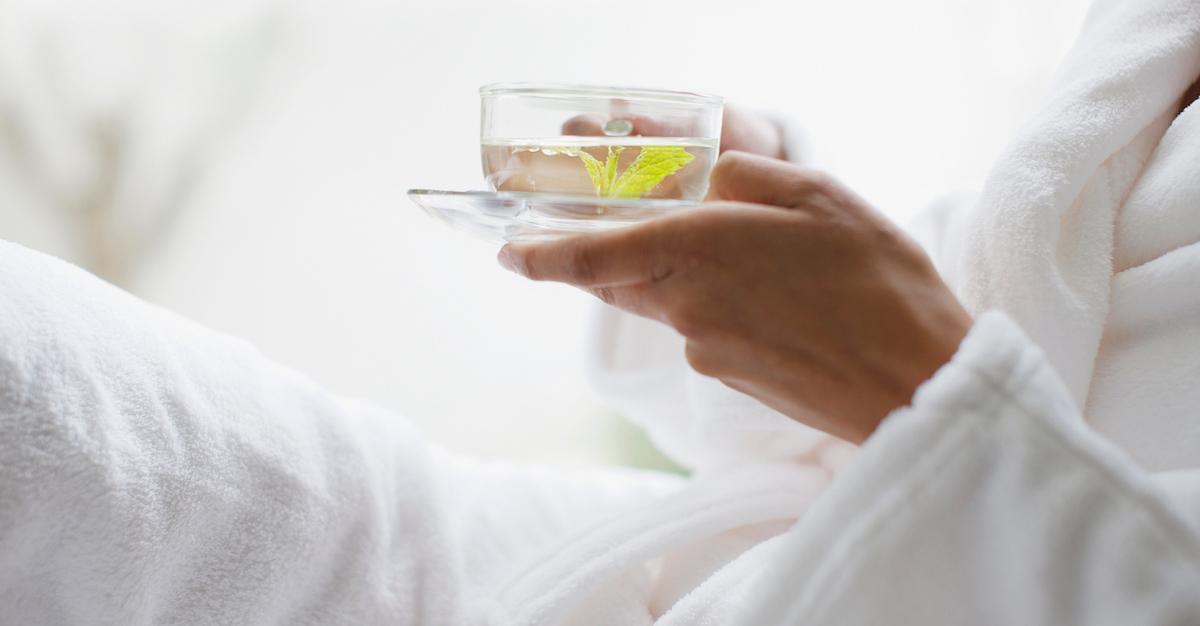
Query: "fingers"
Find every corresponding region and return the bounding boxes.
[705,151,831,209]
[718,106,786,159]
[498,225,673,288]
[583,283,659,319]
[560,108,695,138]
[499,226,673,320]
[561,114,607,136]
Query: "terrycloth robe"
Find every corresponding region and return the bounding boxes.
[539,0,1200,621]
[3,0,1200,624]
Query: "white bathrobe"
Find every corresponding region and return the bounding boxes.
[2,1,1199,625]
[504,0,1200,622]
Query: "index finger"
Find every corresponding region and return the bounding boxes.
[498,224,674,287]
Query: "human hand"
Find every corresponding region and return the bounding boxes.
[498,152,971,443]
[716,105,785,159]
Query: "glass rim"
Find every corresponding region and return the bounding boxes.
[479,82,723,106]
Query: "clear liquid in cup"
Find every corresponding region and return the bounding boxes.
[482,137,718,201]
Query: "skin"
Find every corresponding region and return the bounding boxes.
[520,81,1200,442]
[717,105,786,159]
[1182,77,1200,115]
[498,152,972,444]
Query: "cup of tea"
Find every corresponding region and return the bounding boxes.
[479,83,723,202]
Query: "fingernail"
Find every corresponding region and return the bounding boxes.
[497,246,525,275]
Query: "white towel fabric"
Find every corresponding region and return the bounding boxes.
[955,0,1200,473]
[0,240,678,624]
[734,312,1200,625]
[585,306,849,472]
[4,0,1200,623]
[577,0,1200,622]
[722,0,1200,621]
[0,237,830,626]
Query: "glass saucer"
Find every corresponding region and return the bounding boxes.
[407,189,696,242]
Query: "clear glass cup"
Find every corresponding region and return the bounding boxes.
[480,83,723,202]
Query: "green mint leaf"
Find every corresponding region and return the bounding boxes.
[572,149,607,195]
[602,146,624,196]
[512,144,693,198]
[607,146,694,198]
[514,146,608,195]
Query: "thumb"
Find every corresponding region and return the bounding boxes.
[705,151,830,209]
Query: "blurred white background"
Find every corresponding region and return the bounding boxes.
[0,0,1091,466]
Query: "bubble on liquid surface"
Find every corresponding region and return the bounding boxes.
[603,119,634,137]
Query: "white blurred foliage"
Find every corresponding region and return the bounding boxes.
[0,0,1091,464]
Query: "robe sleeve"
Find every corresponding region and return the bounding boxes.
[0,240,677,625]
[734,311,1200,625]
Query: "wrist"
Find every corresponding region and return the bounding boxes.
[864,304,973,443]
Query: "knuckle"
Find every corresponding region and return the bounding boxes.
[786,169,834,201]
[708,151,746,188]
[786,171,851,218]
[874,222,926,261]
[649,260,675,283]
[518,249,542,280]
[568,245,598,284]
[591,286,616,306]
[667,211,721,248]
[711,150,751,179]
[717,148,755,168]
[684,342,722,377]
[800,169,835,192]
[712,149,746,172]
[871,220,903,245]
[667,305,709,339]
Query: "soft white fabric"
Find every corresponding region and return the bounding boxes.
[585,306,846,471]
[0,235,834,626]
[486,462,828,626]
[0,240,678,625]
[721,0,1200,621]
[575,0,1200,622]
[733,311,1200,625]
[954,0,1200,469]
[4,0,1200,623]
[904,0,1200,473]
